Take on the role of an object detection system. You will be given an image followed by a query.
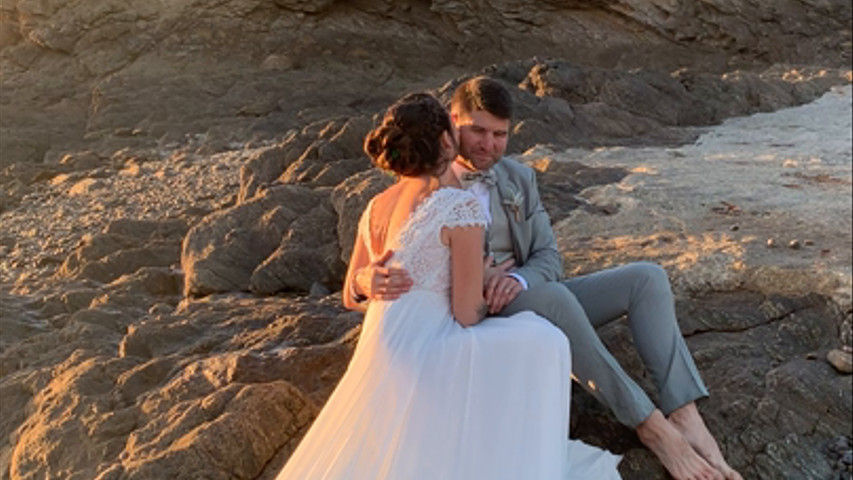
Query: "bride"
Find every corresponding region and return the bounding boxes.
[276,93,621,479]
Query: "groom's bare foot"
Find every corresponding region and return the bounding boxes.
[636,409,724,480]
[668,403,744,480]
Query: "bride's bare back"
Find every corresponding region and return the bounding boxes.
[367,180,436,258]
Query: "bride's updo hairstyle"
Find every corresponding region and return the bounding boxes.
[364,92,453,177]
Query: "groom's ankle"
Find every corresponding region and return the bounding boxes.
[636,410,671,443]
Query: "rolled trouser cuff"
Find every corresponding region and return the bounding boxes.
[657,334,710,415]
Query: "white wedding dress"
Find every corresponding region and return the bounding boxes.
[277,188,621,479]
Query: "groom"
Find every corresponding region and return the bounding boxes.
[353,77,741,480]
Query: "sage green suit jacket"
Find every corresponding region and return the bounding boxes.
[491,157,563,289]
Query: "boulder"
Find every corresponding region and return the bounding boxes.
[59,150,103,171]
[237,133,310,203]
[273,0,336,13]
[103,218,188,241]
[278,116,374,187]
[59,233,140,278]
[250,201,344,294]
[522,156,629,223]
[516,60,852,148]
[59,219,187,283]
[107,267,184,298]
[8,355,139,480]
[109,381,316,480]
[181,185,328,296]
[75,242,182,284]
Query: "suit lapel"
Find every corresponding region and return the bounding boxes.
[492,161,525,264]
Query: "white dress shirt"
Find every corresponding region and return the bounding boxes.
[450,162,528,290]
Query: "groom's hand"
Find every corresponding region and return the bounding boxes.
[484,258,522,314]
[355,250,413,301]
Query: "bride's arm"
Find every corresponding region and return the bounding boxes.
[443,225,488,327]
[343,235,370,313]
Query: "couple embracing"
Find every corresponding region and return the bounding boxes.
[276,77,742,480]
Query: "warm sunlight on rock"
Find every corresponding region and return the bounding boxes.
[562,232,744,274]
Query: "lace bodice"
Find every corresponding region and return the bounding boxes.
[358,188,487,295]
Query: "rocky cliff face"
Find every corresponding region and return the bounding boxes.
[1,1,851,479]
[2,0,851,167]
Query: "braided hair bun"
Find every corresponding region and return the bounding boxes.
[364,92,453,177]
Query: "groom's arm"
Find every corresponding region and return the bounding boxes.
[510,169,563,289]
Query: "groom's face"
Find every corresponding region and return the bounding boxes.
[452,109,510,171]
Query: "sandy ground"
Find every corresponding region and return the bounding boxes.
[540,85,852,306]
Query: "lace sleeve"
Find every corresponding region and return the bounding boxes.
[443,190,487,229]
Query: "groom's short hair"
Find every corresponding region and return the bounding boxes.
[450,76,513,120]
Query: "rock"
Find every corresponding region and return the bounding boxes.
[315,116,373,163]
[35,254,64,268]
[59,233,140,277]
[147,303,174,316]
[273,0,336,13]
[250,201,344,294]
[0,178,29,212]
[260,53,294,71]
[8,356,136,480]
[4,0,850,168]
[842,315,853,348]
[60,289,100,313]
[309,282,330,298]
[1,161,64,186]
[49,173,74,185]
[118,162,144,177]
[115,356,178,403]
[68,178,105,195]
[523,157,629,223]
[115,381,316,480]
[75,242,181,284]
[238,138,304,203]
[788,239,802,250]
[277,116,374,187]
[59,151,103,171]
[827,349,853,374]
[119,320,201,360]
[182,185,328,296]
[68,308,132,334]
[103,218,188,242]
[767,238,778,248]
[57,219,187,283]
[108,267,184,297]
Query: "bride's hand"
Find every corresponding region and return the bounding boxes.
[355,250,414,301]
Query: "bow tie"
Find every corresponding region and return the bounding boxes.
[460,170,497,188]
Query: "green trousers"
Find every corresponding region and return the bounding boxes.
[501,262,708,428]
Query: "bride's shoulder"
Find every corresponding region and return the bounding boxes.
[435,188,486,225]
[430,187,478,209]
[435,186,476,202]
